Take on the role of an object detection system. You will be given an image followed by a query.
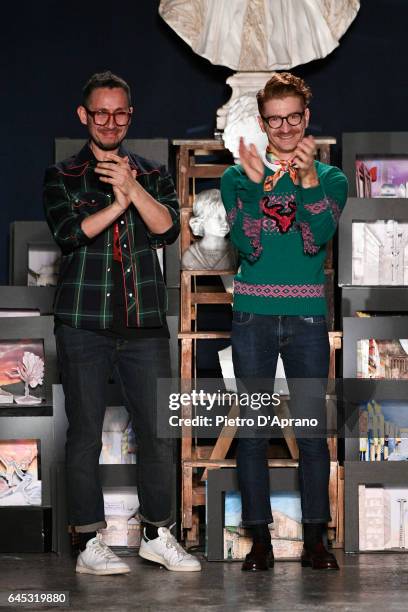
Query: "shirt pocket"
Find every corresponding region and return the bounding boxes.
[70,190,112,213]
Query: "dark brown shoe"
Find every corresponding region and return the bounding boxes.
[301,542,339,570]
[242,543,274,571]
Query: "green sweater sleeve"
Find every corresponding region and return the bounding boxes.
[221,165,264,262]
[295,164,348,255]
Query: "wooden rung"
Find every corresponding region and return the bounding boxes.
[178,332,231,340]
[187,165,230,178]
[191,293,233,304]
[192,147,227,154]
[195,285,226,293]
[184,458,299,469]
[172,139,228,150]
[181,269,236,276]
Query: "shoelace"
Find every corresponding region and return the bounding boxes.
[90,535,119,560]
[160,525,190,562]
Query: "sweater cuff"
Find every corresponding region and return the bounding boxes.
[236,175,265,218]
[299,183,326,205]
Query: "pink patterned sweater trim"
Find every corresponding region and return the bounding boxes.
[299,222,320,255]
[242,214,262,261]
[226,197,243,227]
[227,197,263,262]
[234,281,325,298]
[304,197,341,223]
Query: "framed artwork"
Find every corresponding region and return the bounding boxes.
[359,486,408,551]
[0,339,45,405]
[0,316,57,408]
[0,439,41,506]
[100,487,140,548]
[345,461,408,552]
[355,157,408,199]
[342,132,408,198]
[339,198,408,286]
[352,220,408,286]
[343,317,408,378]
[359,400,408,462]
[28,244,60,287]
[9,221,59,286]
[99,406,136,465]
[224,491,303,560]
[206,467,299,561]
[356,338,408,379]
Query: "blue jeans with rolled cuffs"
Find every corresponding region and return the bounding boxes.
[56,324,174,532]
[232,312,331,526]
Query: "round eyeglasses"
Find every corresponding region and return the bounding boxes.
[85,107,132,126]
[261,111,305,129]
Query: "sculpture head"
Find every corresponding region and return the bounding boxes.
[257,72,312,159]
[189,189,229,238]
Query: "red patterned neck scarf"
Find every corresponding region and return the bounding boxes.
[264,147,299,189]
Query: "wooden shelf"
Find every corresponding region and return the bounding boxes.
[179,332,231,340]
[172,139,227,148]
[184,458,299,469]
[0,402,53,417]
[181,269,235,276]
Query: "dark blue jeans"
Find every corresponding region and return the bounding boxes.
[55,324,174,532]
[232,312,331,526]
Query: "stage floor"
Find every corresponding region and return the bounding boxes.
[0,550,407,611]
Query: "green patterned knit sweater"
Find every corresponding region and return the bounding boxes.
[221,161,348,315]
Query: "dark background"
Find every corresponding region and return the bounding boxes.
[0,0,404,283]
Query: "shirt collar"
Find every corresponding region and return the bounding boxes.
[73,141,136,169]
[260,149,280,171]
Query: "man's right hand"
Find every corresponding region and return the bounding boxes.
[239,137,264,184]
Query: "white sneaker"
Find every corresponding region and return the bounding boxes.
[139,526,202,572]
[76,535,131,575]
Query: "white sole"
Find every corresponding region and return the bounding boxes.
[76,565,130,575]
[138,549,201,572]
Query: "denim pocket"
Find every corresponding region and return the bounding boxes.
[298,315,327,325]
[232,311,254,325]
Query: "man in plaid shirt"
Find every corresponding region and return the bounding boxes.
[44,71,201,574]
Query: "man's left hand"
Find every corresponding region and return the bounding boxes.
[94,153,138,198]
[293,136,319,188]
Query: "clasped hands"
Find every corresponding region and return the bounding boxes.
[238,136,319,188]
[94,153,139,210]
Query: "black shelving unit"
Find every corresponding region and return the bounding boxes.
[342,318,408,553]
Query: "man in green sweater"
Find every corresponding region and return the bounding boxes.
[221,72,348,571]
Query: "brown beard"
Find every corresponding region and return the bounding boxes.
[90,133,125,152]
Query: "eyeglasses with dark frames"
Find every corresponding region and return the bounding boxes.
[261,111,305,129]
[85,107,132,126]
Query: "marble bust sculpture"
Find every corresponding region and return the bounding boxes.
[159,0,360,71]
[181,189,238,271]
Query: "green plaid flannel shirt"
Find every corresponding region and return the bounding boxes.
[43,143,179,329]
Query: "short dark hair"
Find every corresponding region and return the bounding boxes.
[82,71,131,106]
[257,72,312,115]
